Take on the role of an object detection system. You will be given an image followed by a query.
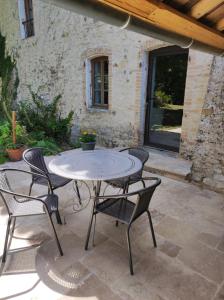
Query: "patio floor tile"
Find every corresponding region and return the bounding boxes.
[81,239,134,284]
[214,284,224,300]
[136,251,217,300]
[177,241,224,284]
[0,156,223,299]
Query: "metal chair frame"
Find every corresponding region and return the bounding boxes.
[23,148,94,219]
[23,148,71,195]
[85,177,161,275]
[105,147,149,193]
[105,147,149,227]
[0,168,63,266]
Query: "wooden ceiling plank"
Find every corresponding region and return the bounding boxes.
[184,0,200,9]
[206,4,224,23]
[97,0,224,50]
[189,0,224,19]
[216,18,224,31]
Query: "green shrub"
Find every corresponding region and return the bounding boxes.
[0,120,11,147]
[17,88,74,144]
[28,139,62,156]
[0,153,7,164]
[154,90,171,107]
[0,32,19,121]
[0,120,29,149]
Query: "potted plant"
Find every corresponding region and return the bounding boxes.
[3,112,28,161]
[79,130,96,151]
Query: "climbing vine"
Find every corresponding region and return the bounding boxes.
[0,32,19,121]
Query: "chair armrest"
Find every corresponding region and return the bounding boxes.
[0,187,47,205]
[1,168,53,193]
[141,177,161,187]
[119,147,131,152]
[94,177,161,200]
[91,191,136,200]
[1,168,48,179]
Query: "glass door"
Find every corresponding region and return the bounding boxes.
[144,46,188,152]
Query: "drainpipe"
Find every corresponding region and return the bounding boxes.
[42,0,222,56]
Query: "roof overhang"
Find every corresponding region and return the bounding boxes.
[42,0,224,55]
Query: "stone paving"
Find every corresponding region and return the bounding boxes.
[144,147,192,181]
[0,154,224,300]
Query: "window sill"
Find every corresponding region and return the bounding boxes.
[87,107,109,113]
[21,35,35,40]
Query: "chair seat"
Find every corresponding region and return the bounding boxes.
[96,198,135,224]
[105,171,142,189]
[12,194,59,217]
[34,173,71,189]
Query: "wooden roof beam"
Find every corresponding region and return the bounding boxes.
[167,0,189,5]
[189,0,224,19]
[216,18,224,31]
[96,0,224,51]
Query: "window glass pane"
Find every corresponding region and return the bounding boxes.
[104,75,108,90]
[104,92,108,105]
[94,76,101,91]
[94,91,101,104]
[94,62,101,76]
[92,58,108,108]
[104,61,108,74]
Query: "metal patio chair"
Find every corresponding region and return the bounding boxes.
[85,177,161,275]
[23,148,72,196]
[105,147,149,193]
[0,168,63,266]
[23,147,87,217]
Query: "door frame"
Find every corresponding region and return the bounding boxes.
[144,45,189,151]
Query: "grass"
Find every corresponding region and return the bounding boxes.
[152,125,181,131]
[161,104,183,110]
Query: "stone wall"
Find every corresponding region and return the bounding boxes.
[0,0,215,155]
[191,56,224,192]
[0,0,150,147]
[180,51,213,158]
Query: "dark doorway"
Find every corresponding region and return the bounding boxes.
[144,46,188,152]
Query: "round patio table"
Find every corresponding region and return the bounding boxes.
[48,149,142,182]
[49,149,142,209]
[49,149,142,247]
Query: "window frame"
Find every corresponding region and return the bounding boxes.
[91,56,109,109]
[18,0,34,39]
[23,0,34,38]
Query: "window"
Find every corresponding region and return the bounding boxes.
[18,0,34,39]
[91,57,109,108]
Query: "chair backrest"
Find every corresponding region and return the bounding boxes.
[131,177,161,222]
[23,148,49,180]
[120,148,149,179]
[120,147,149,166]
[0,170,16,215]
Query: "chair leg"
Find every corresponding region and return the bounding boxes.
[74,180,82,205]
[92,213,97,247]
[85,204,95,250]
[2,216,12,263]
[126,225,134,275]
[28,181,34,196]
[46,212,63,256]
[116,184,128,227]
[55,210,62,225]
[11,217,16,235]
[146,210,157,248]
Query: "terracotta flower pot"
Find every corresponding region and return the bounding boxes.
[6,146,26,161]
